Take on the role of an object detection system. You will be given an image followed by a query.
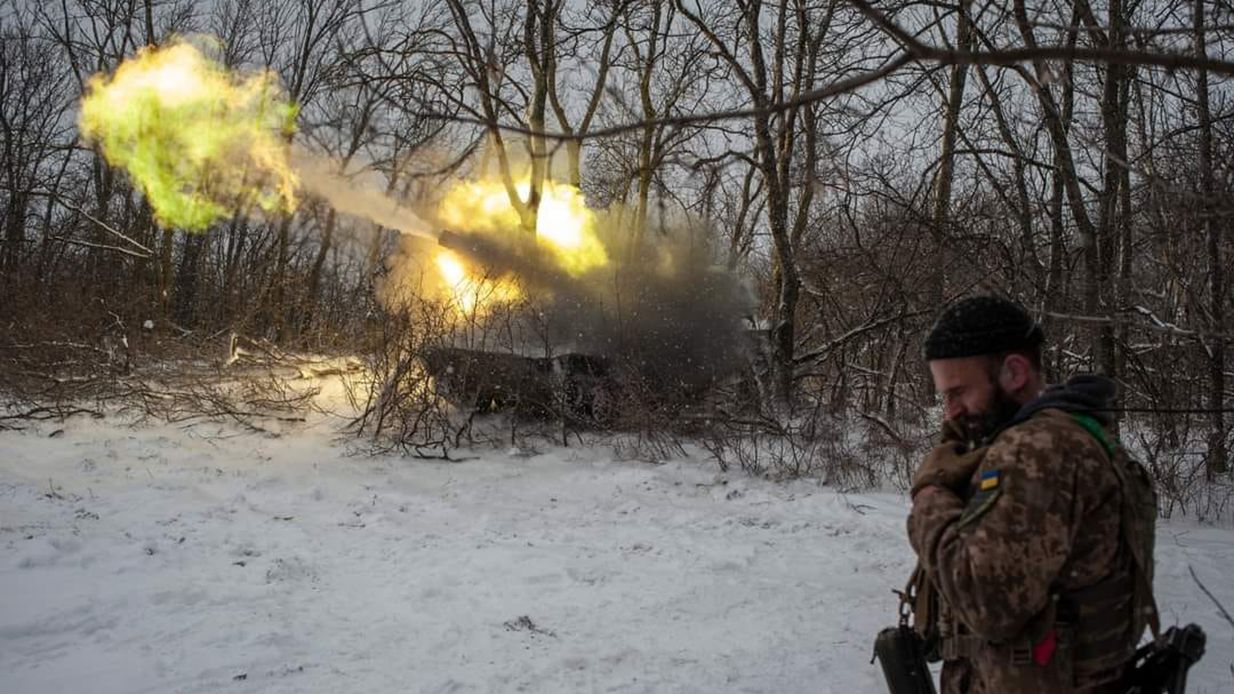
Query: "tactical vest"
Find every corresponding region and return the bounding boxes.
[904,411,1159,688]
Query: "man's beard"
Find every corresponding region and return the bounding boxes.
[960,385,1023,445]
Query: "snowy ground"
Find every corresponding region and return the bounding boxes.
[2,412,1232,693]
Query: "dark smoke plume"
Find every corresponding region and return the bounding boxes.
[436,223,756,396]
[558,243,753,394]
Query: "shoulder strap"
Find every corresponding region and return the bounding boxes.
[1071,412,1115,456]
[1068,412,1161,639]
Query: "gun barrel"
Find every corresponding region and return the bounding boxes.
[436,229,470,252]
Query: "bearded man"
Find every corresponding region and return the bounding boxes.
[909,295,1153,693]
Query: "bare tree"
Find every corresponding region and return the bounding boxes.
[1194,0,1227,476]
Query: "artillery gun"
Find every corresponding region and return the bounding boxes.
[422,347,619,426]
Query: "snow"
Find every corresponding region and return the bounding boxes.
[1,413,1232,693]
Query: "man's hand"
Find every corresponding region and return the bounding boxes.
[938,418,968,446]
[911,420,985,498]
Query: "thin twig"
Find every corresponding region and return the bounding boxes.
[48,235,150,259]
[40,193,154,255]
[1042,310,1234,340]
[845,0,1234,76]
[368,53,916,142]
[385,0,1234,143]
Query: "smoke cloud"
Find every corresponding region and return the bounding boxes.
[547,227,755,394]
[82,38,754,393]
[79,38,298,230]
[292,151,436,241]
[404,216,756,395]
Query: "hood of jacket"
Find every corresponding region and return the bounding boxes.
[1005,374,1118,431]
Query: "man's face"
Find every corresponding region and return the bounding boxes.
[929,355,1022,443]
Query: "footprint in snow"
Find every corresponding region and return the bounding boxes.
[265,556,319,584]
[503,615,555,637]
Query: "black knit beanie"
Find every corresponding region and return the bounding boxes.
[924,295,1044,360]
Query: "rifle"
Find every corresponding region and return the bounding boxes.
[872,566,939,694]
[872,622,1206,694]
[872,625,937,694]
[1124,624,1206,694]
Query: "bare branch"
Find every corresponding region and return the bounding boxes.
[845,0,1234,77]
[48,235,151,259]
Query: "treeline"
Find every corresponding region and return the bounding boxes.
[1,0,1232,487]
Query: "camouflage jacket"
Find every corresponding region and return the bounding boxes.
[908,407,1130,694]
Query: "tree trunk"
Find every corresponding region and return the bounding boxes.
[1195,0,1227,476]
[173,231,205,327]
[1094,0,1126,379]
[271,212,292,340]
[524,0,550,234]
[632,1,664,249]
[158,227,174,322]
[928,0,973,311]
[302,208,336,340]
[745,1,799,411]
[1041,4,1081,381]
[2,192,26,276]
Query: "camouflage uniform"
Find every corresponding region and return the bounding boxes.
[908,407,1133,694]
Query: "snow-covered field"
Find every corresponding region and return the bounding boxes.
[2,412,1232,693]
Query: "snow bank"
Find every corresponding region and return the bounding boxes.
[1,416,1231,693]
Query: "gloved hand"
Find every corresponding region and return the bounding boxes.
[911,420,985,498]
[937,418,969,447]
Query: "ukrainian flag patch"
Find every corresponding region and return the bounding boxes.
[958,470,1004,529]
[979,469,1000,491]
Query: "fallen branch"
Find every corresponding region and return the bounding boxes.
[0,404,103,423]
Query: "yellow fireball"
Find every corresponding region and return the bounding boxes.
[437,179,607,276]
[434,250,521,315]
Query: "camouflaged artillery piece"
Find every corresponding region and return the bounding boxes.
[421,347,619,426]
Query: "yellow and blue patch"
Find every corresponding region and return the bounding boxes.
[958,470,1003,529]
[979,469,1001,491]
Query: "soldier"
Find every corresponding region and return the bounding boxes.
[908,296,1154,693]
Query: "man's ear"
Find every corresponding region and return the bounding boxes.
[998,354,1031,393]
